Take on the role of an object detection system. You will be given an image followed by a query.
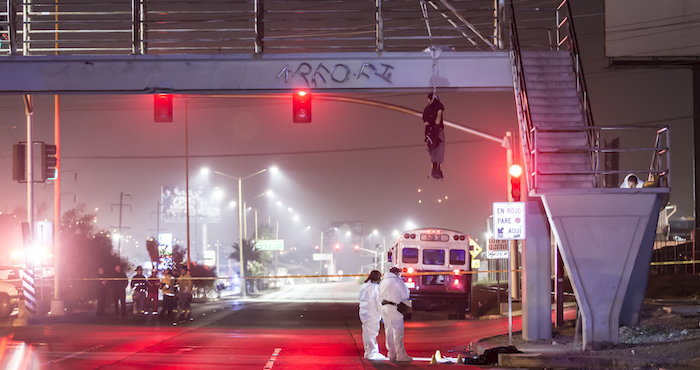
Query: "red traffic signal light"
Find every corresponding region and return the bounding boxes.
[354,245,359,252]
[335,244,340,251]
[509,164,522,201]
[292,90,311,123]
[154,94,173,122]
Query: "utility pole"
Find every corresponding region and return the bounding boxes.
[149,201,167,244]
[111,192,132,257]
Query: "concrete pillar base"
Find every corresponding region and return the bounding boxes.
[541,190,668,349]
[522,198,552,341]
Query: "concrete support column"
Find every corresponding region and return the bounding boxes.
[522,198,552,341]
[541,190,669,349]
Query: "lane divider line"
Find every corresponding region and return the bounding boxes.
[263,348,282,370]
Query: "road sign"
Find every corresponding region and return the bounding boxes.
[204,250,216,266]
[493,202,526,240]
[313,253,332,261]
[256,239,284,251]
[486,238,509,259]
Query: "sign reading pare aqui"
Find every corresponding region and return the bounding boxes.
[493,202,526,240]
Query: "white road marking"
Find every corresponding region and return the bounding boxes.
[263,348,282,370]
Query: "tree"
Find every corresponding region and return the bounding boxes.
[256,223,276,240]
[59,204,129,310]
[230,238,272,292]
[229,238,272,267]
[145,237,159,268]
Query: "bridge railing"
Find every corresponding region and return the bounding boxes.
[531,125,671,189]
[0,0,503,56]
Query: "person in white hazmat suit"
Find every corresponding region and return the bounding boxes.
[620,173,644,188]
[358,270,386,360]
[379,267,412,362]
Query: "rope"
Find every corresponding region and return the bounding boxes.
[420,0,439,94]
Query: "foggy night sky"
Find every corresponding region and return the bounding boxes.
[0,1,694,267]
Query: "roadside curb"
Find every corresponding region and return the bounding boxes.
[498,352,652,368]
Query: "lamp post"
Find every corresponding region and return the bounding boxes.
[308,226,337,276]
[243,190,273,241]
[214,168,276,297]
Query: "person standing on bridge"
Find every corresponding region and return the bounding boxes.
[423,93,445,180]
[379,267,412,362]
[359,270,386,361]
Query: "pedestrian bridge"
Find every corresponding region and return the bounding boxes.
[2,0,671,349]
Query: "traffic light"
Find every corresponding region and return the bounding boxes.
[509,164,522,201]
[354,245,359,252]
[12,143,26,182]
[154,94,173,122]
[292,90,311,123]
[335,244,340,251]
[42,143,58,181]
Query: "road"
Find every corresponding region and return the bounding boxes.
[0,282,549,369]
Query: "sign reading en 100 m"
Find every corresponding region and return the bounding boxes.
[493,202,526,240]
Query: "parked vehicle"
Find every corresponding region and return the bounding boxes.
[388,228,472,320]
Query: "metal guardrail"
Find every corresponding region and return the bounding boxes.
[0,0,504,56]
[531,125,671,188]
[509,1,671,190]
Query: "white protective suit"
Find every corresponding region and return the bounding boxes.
[620,173,644,188]
[378,271,412,362]
[358,281,385,360]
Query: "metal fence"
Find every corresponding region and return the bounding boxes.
[0,0,506,56]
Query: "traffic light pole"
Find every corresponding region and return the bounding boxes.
[505,132,520,300]
[51,94,65,316]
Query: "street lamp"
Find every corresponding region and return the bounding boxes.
[243,190,273,240]
[213,167,276,297]
[308,226,337,277]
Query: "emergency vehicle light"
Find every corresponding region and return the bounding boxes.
[453,269,460,275]
[407,267,414,273]
[460,236,466,241]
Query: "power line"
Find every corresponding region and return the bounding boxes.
[17,139,485,161]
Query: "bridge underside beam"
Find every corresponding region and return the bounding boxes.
[0,52,512,95]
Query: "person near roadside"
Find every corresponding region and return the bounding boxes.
[177,265,193,321]
[359,270,386,360]
[159,269,176,319]
[112,264,128,317]
[130,266,148,315]
[147,269,160,315]
[379,267,412,362]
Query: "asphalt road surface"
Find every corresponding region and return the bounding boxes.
[0,281,535,369]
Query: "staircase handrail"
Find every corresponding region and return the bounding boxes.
[556,1,595,136]
[508,0,535,192]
